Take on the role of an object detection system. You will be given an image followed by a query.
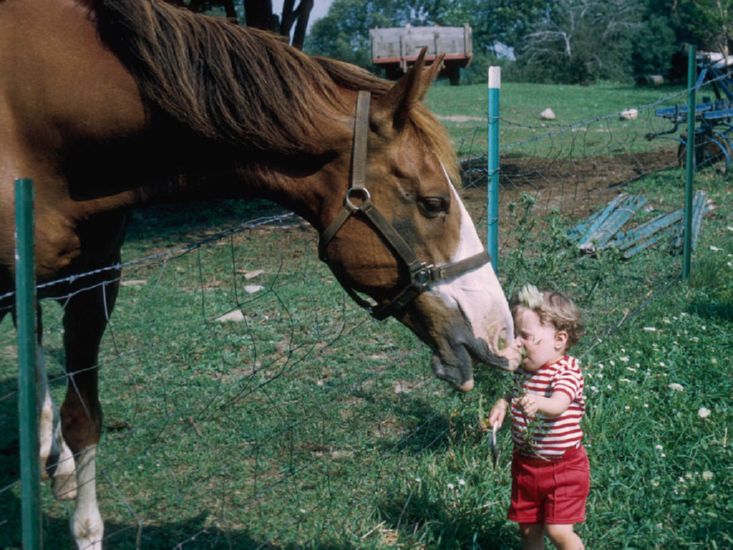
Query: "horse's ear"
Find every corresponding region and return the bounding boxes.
[374,48,439,132]
[419,53,445,100]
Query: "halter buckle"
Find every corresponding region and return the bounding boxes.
[344,187,371,211]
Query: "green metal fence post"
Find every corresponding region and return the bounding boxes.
[487,66,501,273]
[683,45,696,280]
[15,178,42,549]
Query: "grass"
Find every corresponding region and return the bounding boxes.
[1,80,731,549]
[425,80,728,161]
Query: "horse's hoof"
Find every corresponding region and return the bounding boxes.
[53,473,78,500]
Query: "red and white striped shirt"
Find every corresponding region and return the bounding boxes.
[510,355,585,459]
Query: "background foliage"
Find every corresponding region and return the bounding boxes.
[306,0,733,85]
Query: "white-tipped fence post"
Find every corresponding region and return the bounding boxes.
[487,66,501,273]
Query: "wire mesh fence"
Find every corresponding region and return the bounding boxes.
[0,78,725,548]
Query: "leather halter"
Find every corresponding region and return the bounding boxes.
[318,90,491,321]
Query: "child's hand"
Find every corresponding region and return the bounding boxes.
[518,394,539,418]
[487,400,508,430]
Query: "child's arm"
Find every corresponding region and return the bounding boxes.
[518,392,571,418]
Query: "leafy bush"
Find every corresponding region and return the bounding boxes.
[631,15,678,83]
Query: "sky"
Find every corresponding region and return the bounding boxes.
[271,0,334,31]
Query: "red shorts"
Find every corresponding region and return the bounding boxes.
[508,445,590,525]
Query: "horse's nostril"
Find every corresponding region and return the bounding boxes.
[457,379,474,392]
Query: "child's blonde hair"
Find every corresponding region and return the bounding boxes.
[511,284,584,348]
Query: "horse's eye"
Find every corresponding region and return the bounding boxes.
[418,197,448,218]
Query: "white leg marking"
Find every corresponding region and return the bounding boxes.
[37,346,54,480]
[71,445,104,550]
[36,344,78,498]
[52,423,78,500]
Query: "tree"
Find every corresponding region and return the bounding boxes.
[519,0,641,84]
[630,14,677,83]
[306,0,396,67]
[673,0,733,55]
[170,0,314,49]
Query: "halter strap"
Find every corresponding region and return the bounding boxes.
[319,90,491,320]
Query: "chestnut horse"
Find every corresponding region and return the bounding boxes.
[0,0,517,547]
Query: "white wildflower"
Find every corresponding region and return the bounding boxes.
[624,405,631,411]
[655,444,663,451]
[620,378,632,384]
[651,479,659,487]
[458,479,466,487]
[606,384,613,391]
[643,326,657,332]
[415,477,421,483]
[644,403,649,408]
[702,471,714,481]
[709,245,721,252]
[620,356,630,363]
[659,361,666,367]
[698,407,711,419]
[447,483,455,490]
[668,383,684,392]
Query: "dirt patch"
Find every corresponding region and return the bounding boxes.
[459,149,677,221]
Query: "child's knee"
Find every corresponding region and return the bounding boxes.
[545,524,582,547]
[519,523,543,539]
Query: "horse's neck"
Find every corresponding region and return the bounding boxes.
[204,151,347,230]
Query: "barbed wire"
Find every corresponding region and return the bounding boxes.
[0,75,721,547]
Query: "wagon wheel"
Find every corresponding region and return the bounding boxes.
[677,131,732,173]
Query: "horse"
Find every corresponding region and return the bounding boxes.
[0,1,518,547]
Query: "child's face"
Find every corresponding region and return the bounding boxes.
[514,307,567,371]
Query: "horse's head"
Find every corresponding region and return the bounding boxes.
[317,52,519,391]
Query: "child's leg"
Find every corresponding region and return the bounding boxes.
[544,524,584,550]
[519,523,544,550]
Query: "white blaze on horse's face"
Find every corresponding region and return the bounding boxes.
[416,167,516,391]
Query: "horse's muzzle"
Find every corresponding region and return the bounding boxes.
[430,349,474,392]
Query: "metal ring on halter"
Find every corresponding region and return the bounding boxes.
[344,187,371,211]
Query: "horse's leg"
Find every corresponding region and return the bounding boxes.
[60,275,120,550]
[5,301,77,498]
[37,320,78,499]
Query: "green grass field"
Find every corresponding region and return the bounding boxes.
[1,80,731,549]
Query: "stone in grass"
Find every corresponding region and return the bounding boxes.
[619,108,638,121]
[540,108,556,120]
[244,284,264,294]
[215,309,245,323]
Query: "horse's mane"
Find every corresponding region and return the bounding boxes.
[94,0,457,176]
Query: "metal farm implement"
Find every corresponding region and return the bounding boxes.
[649,51,733,172]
